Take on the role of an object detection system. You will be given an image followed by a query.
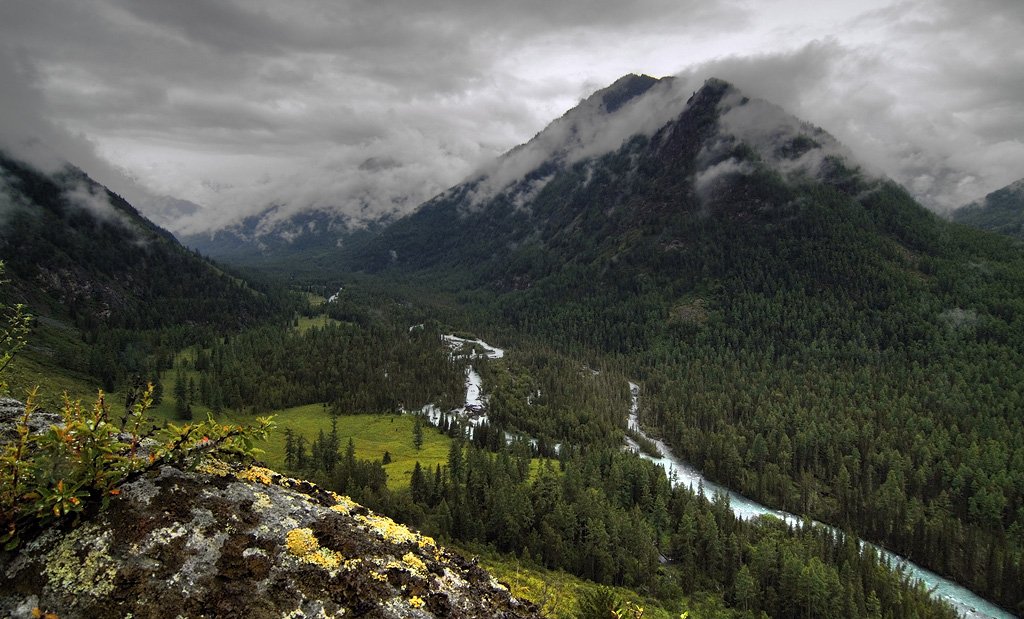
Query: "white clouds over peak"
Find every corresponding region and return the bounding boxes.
[0,0,1021,232]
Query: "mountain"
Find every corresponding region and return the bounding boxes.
[952,177,1024,240]
[0,152,283,390]
[347,76,1024,613]
[181,207,382,276]
[356,75,858,280]
[0,152,279,330]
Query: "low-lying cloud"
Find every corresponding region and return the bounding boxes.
[0,0,1021,234]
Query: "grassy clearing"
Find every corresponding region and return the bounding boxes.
[265,404,451,491]
[144,361,451,492]
[294,314,342,333]
[4,352,98,410]
[475,551,693,619]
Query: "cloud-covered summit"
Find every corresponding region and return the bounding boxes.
[1,0,1022,233]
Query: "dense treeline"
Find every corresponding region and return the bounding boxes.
[0,152,292,393]
[176,323,463,414]
[479,348,629,449]
[629,185,1024,613]
[406,151,1024,613]
[297,431,958,619]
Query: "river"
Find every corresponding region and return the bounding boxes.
[420,333,1014,617]
[625,382,1016,619]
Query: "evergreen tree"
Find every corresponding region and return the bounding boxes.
[413,415,424,451]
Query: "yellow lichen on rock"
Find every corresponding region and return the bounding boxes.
[236,466,276,484]
[355,513,420,545]
[195,459,232,477]
[307,548,342,570]
[285,527,344,571]
[330,494,359,515]
[402,552,427,575]
[286,528,319,557]
[43,527,118,598]
[408,595,425,609]
[253,492,273,510]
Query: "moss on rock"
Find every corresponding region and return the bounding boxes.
[0,464,538,619]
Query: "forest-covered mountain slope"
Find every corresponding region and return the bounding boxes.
[344,76,1024,614]
[0,152,286,392]
[952,177,1024,241]
[181,207,383,277]
[0,152,279,330]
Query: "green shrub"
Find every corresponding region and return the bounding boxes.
[0,262,273,549]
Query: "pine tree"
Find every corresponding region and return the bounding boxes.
[413,415,424,451]
[173,368,188,418]
[283,428,296,470]
[410,462,426,504]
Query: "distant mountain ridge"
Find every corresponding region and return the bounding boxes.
[0,152,276,331]
[354,75,863,278]
[181,207,378,272]
[952,176,1024,240]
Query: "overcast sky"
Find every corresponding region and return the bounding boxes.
[1,0,1022,234]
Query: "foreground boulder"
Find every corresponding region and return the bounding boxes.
[0,463,538,618]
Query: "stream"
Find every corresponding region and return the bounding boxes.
[625,382,1016,619]
[417,332,1014,617]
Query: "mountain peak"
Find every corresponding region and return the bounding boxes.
[455,74,852,211]
[596,73,663,113]
[461,73,694,206]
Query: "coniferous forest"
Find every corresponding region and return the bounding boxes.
[3,73,1024,619]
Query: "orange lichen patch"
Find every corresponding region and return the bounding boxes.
[236,466,276,484]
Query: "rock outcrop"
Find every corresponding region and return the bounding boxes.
[0,398,61,445]
[0,462,538,618]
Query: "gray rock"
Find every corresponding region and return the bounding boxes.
[0,397,61,445]
[0,463,538,619]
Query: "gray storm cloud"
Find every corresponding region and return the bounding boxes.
[466,76,697,206]
[675,14,1024,213]
[0,0,1021,233]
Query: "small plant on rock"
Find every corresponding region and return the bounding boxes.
[0,263,273,548]
[1,384,274,549]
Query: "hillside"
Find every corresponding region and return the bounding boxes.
[344,76,1024,614]
[952,177,1024,241]
[0,152,285,392]
[0,153,278,330]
